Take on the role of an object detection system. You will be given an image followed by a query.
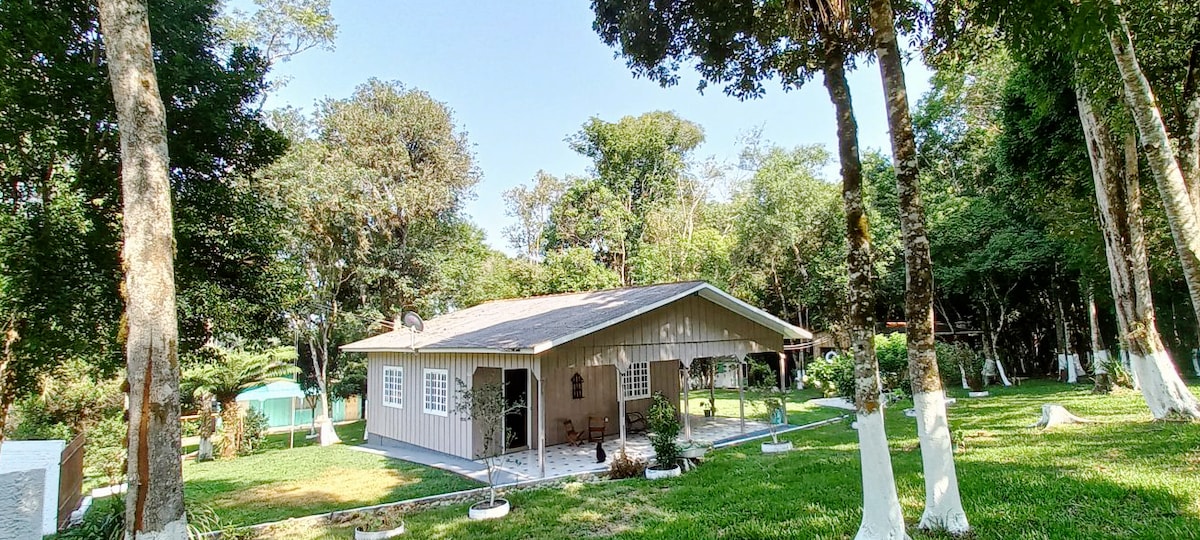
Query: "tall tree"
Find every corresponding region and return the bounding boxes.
[868,0,969,531]
[567,112,704,284]
[503,171,566,260]
[263,79,480,445]
[591,2,909,537]
[98,0,186,536]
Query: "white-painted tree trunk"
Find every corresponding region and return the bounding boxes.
[1094,351,1110,376]
[912,391,968,533]
[1066,354,1079,384]
[854,411,911,540]
[995,359,1012,387]
[1130,351,1200,418]
[1191,351,1200,378]
[959,366,968,389]
[1123,350,1141,390]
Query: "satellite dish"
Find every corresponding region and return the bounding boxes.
[401,311,424,333]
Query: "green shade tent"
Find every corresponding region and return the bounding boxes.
[237,381,306,447]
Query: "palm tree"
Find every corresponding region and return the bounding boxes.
[184,345,299,458]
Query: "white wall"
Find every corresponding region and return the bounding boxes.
[0,440,65,536]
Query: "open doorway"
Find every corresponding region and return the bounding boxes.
[503,369,529,450]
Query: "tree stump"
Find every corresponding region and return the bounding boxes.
[1032,404,1091,429]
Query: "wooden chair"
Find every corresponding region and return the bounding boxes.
[587,415,608,442]
[625,411,648,434]
[563,419,584,446]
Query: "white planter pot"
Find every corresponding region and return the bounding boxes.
[680,446,707,459]
[644,465,682,479]
[761,440,793,453]
[468,499,510,520]
[355,523,405,540]
[968,391,989,398]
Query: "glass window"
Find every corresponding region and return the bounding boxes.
[382,366,403,409]
[423,368,449,416]
[620,361,651,400]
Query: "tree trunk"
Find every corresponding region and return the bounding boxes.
[0,320,17,453]
[218,400,240,459]
[309,327,342,447]
[1076,89,1200,418]
[868,0,968,532]
[98,0,188,536]
[823,39,908,540]
[1178,44,1200,213]
[1087,287,1112,393]
[1108,15,1200,336]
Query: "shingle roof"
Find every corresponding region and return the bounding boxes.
[340,281,810,354]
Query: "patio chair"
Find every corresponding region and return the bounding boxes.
[587,415,608,442]
[625,411,647,434]
[563,419,584,446]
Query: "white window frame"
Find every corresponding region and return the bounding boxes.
[382,366,403,409]
[619,361,651,401]
[423,368,450,417]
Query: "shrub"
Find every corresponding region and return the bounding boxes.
[58,495,124,540]
[806,353,855,399]
[874,333,909,391]
[645,392,681,469]
[936,342,986,391]
[608,450,647,479]
[6,396,72,440]
[86,415,127,487]
[747,360,774,387]
[238,408,270,455]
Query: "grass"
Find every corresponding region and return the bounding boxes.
[258,380,1200,539]
[686,387,839,427]
[182,421,480,529]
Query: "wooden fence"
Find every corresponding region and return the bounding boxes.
[57,432,86,530]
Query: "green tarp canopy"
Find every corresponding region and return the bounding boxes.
[236,381,305,402]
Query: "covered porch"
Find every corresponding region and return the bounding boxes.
[489,413,773,481]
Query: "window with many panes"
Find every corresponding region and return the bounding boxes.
[382,366,403,409]
[620,361,651,400]
[423,368,449,416]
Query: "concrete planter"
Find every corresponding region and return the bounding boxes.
[468,498,510,520]
[761,440,793,453]
[968,391,990,398]
[644,465,682,480]
[680,445,708,459]
[354,523,405,539]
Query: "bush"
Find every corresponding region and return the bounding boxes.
[936,342,986,391]
[86,415,127,487]
[645,392,681,469]
[238,408,270,455]
[806,353,855,399]
[58,495,124,540]
[6,396,72,440]
[608,450,647,479]
[747,360,774,387]
[874,333,909,391]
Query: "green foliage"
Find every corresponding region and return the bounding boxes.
[183,344,299,405]
[239,408,270,455]
[538,247,623,295]
[806,354,856,399]
[5,359,123,441]
[646,392,681,468]
[937,342,987,391]
[58,496,124,540]
[6,396,72,441]
[453,379,524,503]
[874,333,909,392]
[86,415,127,487]
[747,361,774,388]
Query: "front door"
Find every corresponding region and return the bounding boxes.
[503,369,529,450]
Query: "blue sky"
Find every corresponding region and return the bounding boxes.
[265,1,932,254]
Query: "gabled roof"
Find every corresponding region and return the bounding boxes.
[340,281,811,354]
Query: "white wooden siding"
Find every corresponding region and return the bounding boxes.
[366,352,539,459]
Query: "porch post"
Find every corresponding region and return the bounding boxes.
[681,359,692,441]
[778,351,787,390]
[617,365,627,453]
[537,374,545,478]
[737,357,746,433]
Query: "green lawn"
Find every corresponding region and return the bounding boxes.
[183,421,480,529]
[260,381,1200,539]
[686,387,841,428]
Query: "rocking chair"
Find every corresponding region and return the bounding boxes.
[625,411,648,434]
[563,419,584,447]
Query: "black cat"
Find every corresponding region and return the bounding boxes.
[595,440,607,463]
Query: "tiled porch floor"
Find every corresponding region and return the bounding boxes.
[481,414,772,480]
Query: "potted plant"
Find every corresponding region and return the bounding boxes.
[701,399,714,418]
[679,439,711,459]
[756,387,792,453]
[353,510,405,540]
[644,392,682,479]
[454,378,524,519]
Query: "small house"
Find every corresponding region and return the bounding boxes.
[341,281,809,471]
